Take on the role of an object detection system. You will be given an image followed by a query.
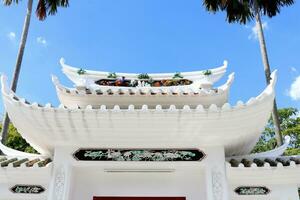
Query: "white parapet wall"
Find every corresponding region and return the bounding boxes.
[0,157,52,200]
[226,158,300,200]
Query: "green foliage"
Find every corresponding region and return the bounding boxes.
[252,137,277,153]
[0,123,37,154]
[3,0,69,21]
[285,148,300,156]
[203,0,294,24]
[252,107,300,155]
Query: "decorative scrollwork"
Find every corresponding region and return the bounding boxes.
[10,185,45,194]
[235,186,270,195]
[73,149,205,162]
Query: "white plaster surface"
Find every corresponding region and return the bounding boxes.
[70,165,206,200]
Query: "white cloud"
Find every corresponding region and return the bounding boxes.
[289,76,300,100]
[7,32,16,41]
[36,36,47,46]
[291,67,297,73]
[248,22,268,40]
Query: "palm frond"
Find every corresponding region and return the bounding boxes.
[36,0,69,21]
[36,0,46,20]
[203,0,294,24]
[213,0,253,24]
[46,0,59,15]
[3,0,19,6]
[59,0,69,7]
[258,0,294,17]
[46,0,69,15]
[203,0,222,12]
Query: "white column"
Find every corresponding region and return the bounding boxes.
[203,146,229,200]
[47,147,74,200]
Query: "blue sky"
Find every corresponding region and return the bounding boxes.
[0,0,299,116]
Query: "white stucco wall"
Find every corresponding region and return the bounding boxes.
[70,165,206,200]
[0,167,50,200]
[0,182,48,200]
[46,146,229,200]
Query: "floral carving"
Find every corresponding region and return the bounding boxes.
[54,167,65,200]
[212,168,223,200]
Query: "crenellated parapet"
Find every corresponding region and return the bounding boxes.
[52,73,234,109]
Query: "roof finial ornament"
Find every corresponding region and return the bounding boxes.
[0,75,9,94]
[223,60,228,68]
[59,57,66,66]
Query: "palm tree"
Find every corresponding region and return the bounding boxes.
[203,0,294,145]
[1,0,69,144]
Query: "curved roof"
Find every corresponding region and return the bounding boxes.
[1,71,277,156]
[227,136,291,160]
[52,73,234,109]
[60,58,228,89]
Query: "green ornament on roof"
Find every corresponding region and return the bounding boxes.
[77,68,86,75]
[138,73,151,80]
[203,70,212,76]
[107,72,117,79]
[173,72,183,79]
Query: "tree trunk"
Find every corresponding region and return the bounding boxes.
[254,1,283,145]
[1,0,33,144]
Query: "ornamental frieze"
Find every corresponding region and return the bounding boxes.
[73,149,205,161]
[234,186,270,195]
[10,185,45,194]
